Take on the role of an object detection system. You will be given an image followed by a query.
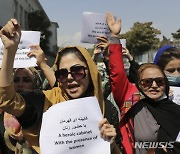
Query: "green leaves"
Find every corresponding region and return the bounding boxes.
[120,22,161,56]
[172,29,180,39]
[28,10,52,54]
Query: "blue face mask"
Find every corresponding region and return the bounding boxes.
[166,74,180,86]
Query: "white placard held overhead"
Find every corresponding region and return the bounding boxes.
[0,31,41,68]
[81,12,110,44]
[40,96,110,154]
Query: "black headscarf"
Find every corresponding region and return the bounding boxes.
[135,63,180,153]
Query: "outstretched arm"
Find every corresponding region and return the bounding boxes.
[122,47,140,83]
[27,45,56,88]
[106,13,137,111]
[0,19,21,86]
[0,19,27,117]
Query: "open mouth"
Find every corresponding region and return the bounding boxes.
[68,84,80,93]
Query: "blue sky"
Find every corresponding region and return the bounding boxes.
[39,0,180,48]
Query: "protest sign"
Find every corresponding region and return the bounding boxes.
[81,12,110,44]
[170,86,180,105]
[40,96,110,154]
[0,31,41,68]
[176,132,180,142]
[120,39,126,48]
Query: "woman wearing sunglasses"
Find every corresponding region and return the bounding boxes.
[0,19,121,154]
[0,68,42,154]
[105,13,180,154]
[132,63,180,154]
[0,68,42,153]
[14,67,42,92]
[126,45,180,87]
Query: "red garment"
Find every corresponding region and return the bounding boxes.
[109,44,140,154]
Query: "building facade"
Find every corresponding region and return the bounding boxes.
[0,0,59,66]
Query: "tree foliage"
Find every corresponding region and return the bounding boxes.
[159,36,172,47]
[120,22,161,55]
[28,10,52,53]
[172,29,180,39]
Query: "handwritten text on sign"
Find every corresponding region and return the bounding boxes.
[0,31,40,68]
[81,12,110,44]
[40,96,110,154]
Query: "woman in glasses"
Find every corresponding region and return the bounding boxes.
[39,40,122,149]
[105,12,180,154]
[0,44,59,154]
[14,67,42,92]
[132,63,180,154]
[0,68,42,154]
[0,19,121,154]
[127,45,180,87]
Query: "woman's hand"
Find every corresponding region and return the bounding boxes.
[0,19,21,86]
[105,12,121,37]
[92,36,109,61]
[168,88,174,98]
[96,36,109,51]
[0,19,21,51]
[92,46,102,61]
[28,45,56,88]
[27,45,47,67]
[122,47,133,61]
[99,118,116,144]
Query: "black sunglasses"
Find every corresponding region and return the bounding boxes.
[14,77,33,83]
[55,65,88,83]
[139,77,165,89]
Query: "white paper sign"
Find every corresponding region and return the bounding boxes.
[0,31,41,68]
[40,96,110,154]
[176,131,180,142]
[120,39,126,48]
[81,12,110,44]
[170,86,180,105]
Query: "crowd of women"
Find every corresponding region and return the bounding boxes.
[0,12,179,154]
